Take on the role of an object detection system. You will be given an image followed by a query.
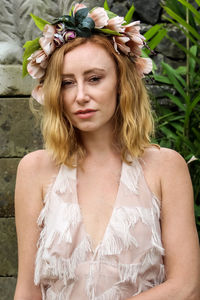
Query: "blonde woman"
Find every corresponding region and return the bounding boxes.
[14,3,200,300]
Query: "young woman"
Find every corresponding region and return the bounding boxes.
[14,3,200,300]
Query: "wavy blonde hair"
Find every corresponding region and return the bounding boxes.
[41,34,154,167]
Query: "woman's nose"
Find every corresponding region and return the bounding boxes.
[75,83,90,105]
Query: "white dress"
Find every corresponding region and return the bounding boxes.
[34,159,165,299]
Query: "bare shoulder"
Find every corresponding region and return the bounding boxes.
[17,149,58,177]
[17,150,59,196]
[142,146,188,172]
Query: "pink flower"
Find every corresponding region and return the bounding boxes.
[106,16,125,33]
[31,84,44,105]
[123,21,145,47]
[113,36,130,55]
[27,50,48,79]
[73,3,87,15]
[39,24,56,56]
[89,7,109,28]
[134,57,152,77]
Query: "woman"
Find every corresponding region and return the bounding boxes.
[14,3,200,300]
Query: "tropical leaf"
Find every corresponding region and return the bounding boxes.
[163,6,200,40]
[144,24,163,41]
[164,92,186,110]
[153,74,171,84]
[22,37,40,77]
[104,0,109,11]
[124,5,135,24]
[96,28,122,36]
[147,28,167,50]
[105,10,117,19]
[166,34,200,64]
[178,0,200,25]
[162,62,187,98]
[30,13,50,31]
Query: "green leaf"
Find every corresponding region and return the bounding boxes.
[189,93,200,115]
[22,37,40,77]
[195,0,200,6]
[163,16,198,46]
[166,34,200,64]
[153,74,171,84]
[144,24,162,41]
[162,62,187,99]
[104,0,109,10]
[189,45,197,76]
[124,5,135,24]
[30,13,49,31]
[176,66,187,75]
[105,10,117,19]
[160,126,178,139]
[96,28,122,36]
[164,92,186,110]
[148,28,167,50]
[163,6,200,40]
[178,0,200,25]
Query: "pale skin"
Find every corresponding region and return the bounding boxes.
[14,42,200,300]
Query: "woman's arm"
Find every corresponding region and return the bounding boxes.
[128,148,200,300]
[14,151,46,300]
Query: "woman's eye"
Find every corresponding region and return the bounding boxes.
[89,76,101,83]
[62,80,74,87]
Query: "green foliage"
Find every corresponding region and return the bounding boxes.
[151,0,200,236]
[22,38,40,77]
[30,13,50,31]
[104,0,109,11]
[124,5,135,23]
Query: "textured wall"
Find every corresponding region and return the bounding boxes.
[0,0,186,298]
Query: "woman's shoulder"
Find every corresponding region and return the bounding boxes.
[17,149,59,179]
[142,146,189,181]
[143,146,186,166]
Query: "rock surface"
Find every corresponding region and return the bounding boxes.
[0,277,17,300]
[0,98,43,157]
[0,218,17,276]
[0,159,20,217]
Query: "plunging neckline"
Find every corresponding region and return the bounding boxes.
[74,161,124,253]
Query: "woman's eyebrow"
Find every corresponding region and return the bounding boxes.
[62,68,106,77]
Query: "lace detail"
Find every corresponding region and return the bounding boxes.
[34,159,165,299]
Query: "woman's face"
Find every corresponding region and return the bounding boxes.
[61,42,118,133]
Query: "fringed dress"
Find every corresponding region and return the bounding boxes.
[34,159,165,299]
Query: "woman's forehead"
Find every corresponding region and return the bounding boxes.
[62,42,116,74]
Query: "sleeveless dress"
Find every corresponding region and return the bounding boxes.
[34,159,165,299]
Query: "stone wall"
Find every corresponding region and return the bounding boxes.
[0,0,186,298]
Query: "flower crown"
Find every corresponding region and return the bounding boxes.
[23,1,152,104]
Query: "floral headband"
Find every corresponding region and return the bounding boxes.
[23,1,152,104]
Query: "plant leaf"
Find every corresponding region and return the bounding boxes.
[178,0,200,25]
[144,24,162,41]
[105,10,118,19]
[153,74,171,84]
[164,92,186,110]
[148,28,167,50]
[96,28,122,36]
[22,37,40,77]
[30,13,50,31]
[163,6,200,40]
[104,0,110,10]
[124,5,135,24]
[166,34,200,64]
[195,0,200,6]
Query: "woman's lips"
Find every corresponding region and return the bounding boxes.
[75,109,97,119]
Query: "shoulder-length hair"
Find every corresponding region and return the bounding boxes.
[41,34,154,167]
